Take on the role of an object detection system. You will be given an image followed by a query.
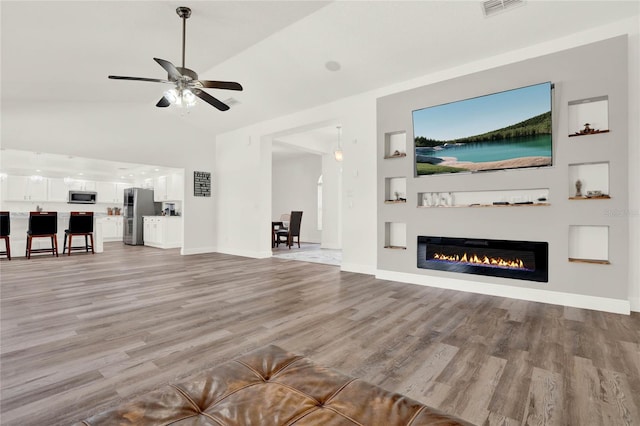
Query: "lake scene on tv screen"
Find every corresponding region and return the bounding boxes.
[413,82,552,176]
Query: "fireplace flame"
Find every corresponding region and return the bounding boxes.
[433,252,527,269]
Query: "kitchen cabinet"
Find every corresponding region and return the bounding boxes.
[153,173,183,202]
[68,179,96,192]
[96,182,117,204]
[143,216,181,249]
[153,176,167,202]
[5,175,48,202]
[100,216,123,241]
[47,178,69,202]
[96,182,128,204]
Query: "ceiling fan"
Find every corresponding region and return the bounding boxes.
[108,6,242,111]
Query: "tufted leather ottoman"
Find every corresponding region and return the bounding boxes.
[74,344,471,425]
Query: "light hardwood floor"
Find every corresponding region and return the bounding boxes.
[1,243,639,425]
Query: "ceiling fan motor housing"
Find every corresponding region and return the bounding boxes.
[176,67,198,81]
[176,7,191,19]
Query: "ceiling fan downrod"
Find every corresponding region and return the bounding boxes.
[176,7,191,69]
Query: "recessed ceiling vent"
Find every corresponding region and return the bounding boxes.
[482,0,525,17]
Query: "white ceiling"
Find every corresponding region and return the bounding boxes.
[1,1,638,171]
[0,149,182,183]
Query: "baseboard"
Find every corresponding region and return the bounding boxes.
[341,262,376,275]
[181,246,217,255]
[631,296,640,313]
[216,246,272,259]
[375,269,631,315]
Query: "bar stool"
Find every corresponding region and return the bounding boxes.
[26,211,58,259]
[63,212,94,256]
[0,211,11,260]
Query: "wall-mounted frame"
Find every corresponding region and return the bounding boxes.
[193,171,211,197]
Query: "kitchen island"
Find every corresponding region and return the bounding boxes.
[7,212,114,257]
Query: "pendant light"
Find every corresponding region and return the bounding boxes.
[334,126,343,162]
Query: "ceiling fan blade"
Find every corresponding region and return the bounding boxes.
[108,76,172,84]
[154,58,182,80]
[156,96,171,108]
[197,80,243,91]
[194,89,230,111]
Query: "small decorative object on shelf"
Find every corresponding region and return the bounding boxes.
[385,191,406,203]
[384,150,407,159]
[575,179,582,197]
[569,123,610,137]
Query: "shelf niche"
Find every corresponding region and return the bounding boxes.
[568,225,609,264]
[384,131,407,159]
[385,177,406,203]
[417,188,549,208]
[568,96,609,137]
[384,222,406,250]
[568,162,609,199]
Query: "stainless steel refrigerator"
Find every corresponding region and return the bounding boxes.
[123,188,160,245]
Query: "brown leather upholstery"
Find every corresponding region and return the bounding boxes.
[74,345,470,425]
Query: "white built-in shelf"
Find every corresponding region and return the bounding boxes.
[568,96,609,137]
[385,177,407,204]
[417,203,550,208]
[384,131,407,159]
[384,222,406,250]
[568,258,610,265]
[417,189,549,208]
[568,225,609,265]
[568,162,609,199]
[568,196,610,201]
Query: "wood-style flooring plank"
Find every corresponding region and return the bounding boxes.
[1,243,639,425]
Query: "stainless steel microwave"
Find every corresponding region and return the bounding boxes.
[68,190,97,204]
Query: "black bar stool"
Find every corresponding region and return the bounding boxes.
[63,212,94,256]
[26,211,58,259]
[0,211,10,260]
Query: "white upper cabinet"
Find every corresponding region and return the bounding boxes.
[168,172,184,201]
[153,176,168,202]
[5,175,48,202]
[48,178,69,202]
[153,173,183,202]
[115,183,128,204]
[67,179,96,192]
[96,182,118,204]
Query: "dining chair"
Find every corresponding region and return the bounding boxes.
[0,211,11,260]
[275,211,303,249]
[26,211,58,259]
[63,211,95,256]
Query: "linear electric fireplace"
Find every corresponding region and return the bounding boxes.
[417,236,548,282]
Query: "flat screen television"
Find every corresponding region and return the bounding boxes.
[413,82,552,176]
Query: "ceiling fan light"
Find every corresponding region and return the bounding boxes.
[164,88,179,104]
[182,89,197,107]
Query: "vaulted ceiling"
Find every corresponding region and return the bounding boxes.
[1,1,638,141]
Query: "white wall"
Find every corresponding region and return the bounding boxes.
[215,17,639,310]
[215,95,377,271]
[321,153,342,250]
[272,154,322,244]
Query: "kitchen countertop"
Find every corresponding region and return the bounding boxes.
[9,212,110,219]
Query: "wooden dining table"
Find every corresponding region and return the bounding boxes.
[272,221,283,248]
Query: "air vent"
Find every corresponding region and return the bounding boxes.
[482,0,525,17]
